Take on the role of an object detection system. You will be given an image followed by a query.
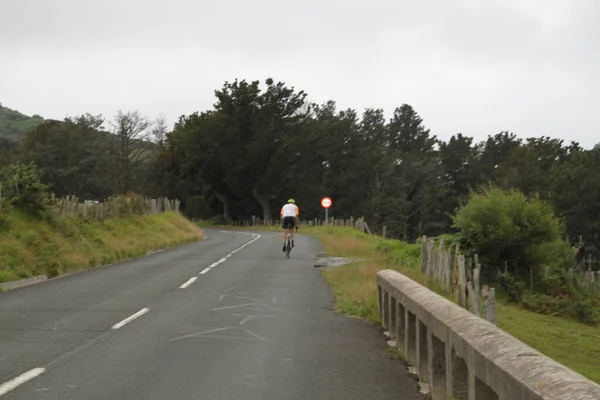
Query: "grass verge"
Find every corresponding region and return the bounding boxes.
[305,226,600,384]
[0,209,203,284]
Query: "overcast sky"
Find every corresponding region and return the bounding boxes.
[1,0,599,148]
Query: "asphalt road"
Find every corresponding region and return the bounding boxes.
[0,229,422,400]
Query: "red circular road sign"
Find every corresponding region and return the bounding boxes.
[320,197,332,209]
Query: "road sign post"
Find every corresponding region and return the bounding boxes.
[320,197,332,225]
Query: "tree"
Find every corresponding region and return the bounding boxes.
[378,104,440,240]
[548,145,600,252]
[18,115,112,199]
[151,114,168,144]
[212,78,308,220]
[109,110,154,194]
[438,134,478,204]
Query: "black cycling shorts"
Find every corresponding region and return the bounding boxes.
[282,216,296,229]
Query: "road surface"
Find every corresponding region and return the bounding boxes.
[0,229,422,399]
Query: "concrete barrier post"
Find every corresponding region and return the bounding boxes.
[395,302,405,350]
[377,286,383,324]
[417,319,429,382]
[388,295,397,340]
[406,311,417,365]
[382,290,389,330]
[426,330,447,399]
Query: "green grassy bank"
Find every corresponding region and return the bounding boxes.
[0,210,203,284]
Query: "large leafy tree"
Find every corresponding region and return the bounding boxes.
[213,78,308,220]
[375,104,441,240]
[19,115,112,199]
[548,145,600,251]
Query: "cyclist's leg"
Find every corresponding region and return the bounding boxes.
[282,218,287,251]
[282,217,294,251]
[290,216,299,246]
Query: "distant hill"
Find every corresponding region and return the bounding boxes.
[0,103,46,139]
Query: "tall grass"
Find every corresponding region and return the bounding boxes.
[0,209,203,283]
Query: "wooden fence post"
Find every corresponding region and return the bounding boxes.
[457,254,467,308]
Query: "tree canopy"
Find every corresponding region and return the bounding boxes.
[2,78,599,255]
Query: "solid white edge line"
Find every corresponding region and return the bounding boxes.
[200,268,210,275]
[180,277,198,289]
[0,368,46,396]
[111,308,150,330]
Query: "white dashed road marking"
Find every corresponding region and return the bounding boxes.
[180,277,198,289]
[111,308,150,330]
[0,368,46,396]
[198,234,260,276]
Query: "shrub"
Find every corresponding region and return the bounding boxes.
[521,293,570,317]
[522,292,600,325]
[115,192,148,215]
[436,233,461,249]
[570,294,600,325]
[496,269,526,303]
[452,186,565,281]
[0,162,50,216]
[520,266,600,325]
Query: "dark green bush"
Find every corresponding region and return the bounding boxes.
[521,269,600,325]
[452,186,566,281]
[570,295,600,325]
[523,293,600,326]
[0,162,50,216]
[521,293,569,317]
[435,233,461,250]
[496,269,526,303]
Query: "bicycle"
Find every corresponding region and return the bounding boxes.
[283,225,299,259]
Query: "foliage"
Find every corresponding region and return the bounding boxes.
[569,294,600,325]
[496,270,526,303]
[516,263,600,325]
[0,162,51,216]
[3,80,600,256]
[451,186,565,280]
[2,75,600,259]
[184,195,212,220]
[435,233,461,250]
[548,145,600,254]
[0,104,45,139]
[522,292,600,325]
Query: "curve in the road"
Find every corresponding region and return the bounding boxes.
[0,229,422,400]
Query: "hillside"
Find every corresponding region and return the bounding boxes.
[0,103,45,139]
[0,209,204,285]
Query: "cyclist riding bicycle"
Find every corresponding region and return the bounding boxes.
[280,198,299,252]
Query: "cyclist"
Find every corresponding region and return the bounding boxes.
[280,198,299,252]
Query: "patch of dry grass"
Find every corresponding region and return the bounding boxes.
[305,226,422,323]
[0,209,203,284]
